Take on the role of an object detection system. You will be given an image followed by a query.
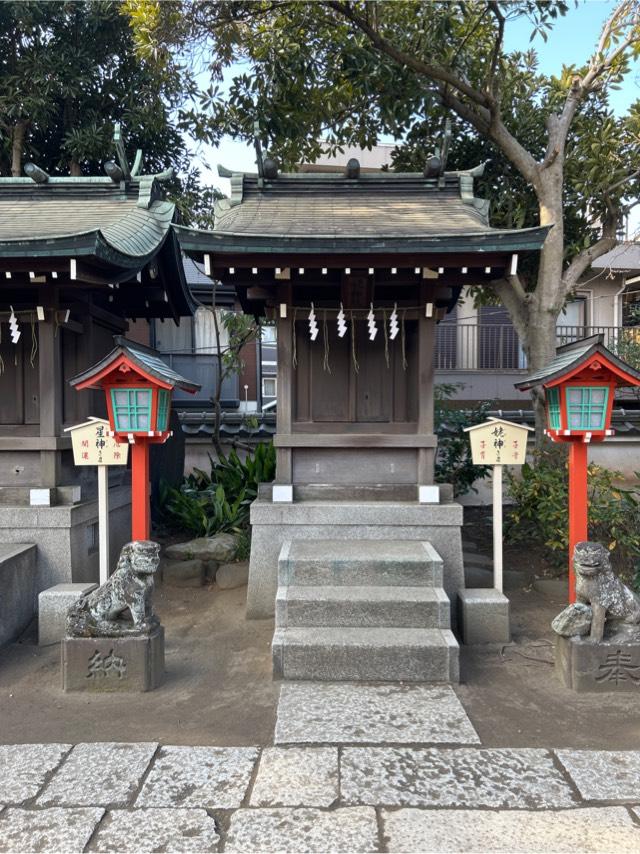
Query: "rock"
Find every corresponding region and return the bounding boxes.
[203,560,220,582]
[165,533,238,563]
[552,603,593,637]
[162,558,205,587]
[216,561,250,590]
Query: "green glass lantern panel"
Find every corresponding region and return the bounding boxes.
[111,388,152,431]
[567,386,609,430]
[547,387,561,429]
[157,389,170,432]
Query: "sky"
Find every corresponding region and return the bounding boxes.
[191,1,640,200]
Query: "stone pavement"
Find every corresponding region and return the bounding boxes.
[0,684,640,852]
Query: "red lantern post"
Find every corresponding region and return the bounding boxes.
[70,339,200,542]
[516,335,640,603]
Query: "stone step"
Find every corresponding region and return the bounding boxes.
[278,540,442,588]
[276,585,451,629]
[272,626,459,683]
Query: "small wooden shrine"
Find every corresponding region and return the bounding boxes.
[0,130,196,602]
[177,146,550,621]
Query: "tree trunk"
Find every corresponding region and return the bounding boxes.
[11,120,28,177]
[520,167,565,444]
[70,160,82,176]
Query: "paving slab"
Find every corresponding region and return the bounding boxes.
[0,807,104,853]
[341,747,577,808]
[556,750,640,801]
[382,806,640,853]
[91,808,220,852]
[275,682,479,744]
[135,745,258,809]
[0,743,71,804]
[225,807,378,853]
[36,742,157,808]
[250,747,338,807]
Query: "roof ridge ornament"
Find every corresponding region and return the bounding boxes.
[24,163,49,184]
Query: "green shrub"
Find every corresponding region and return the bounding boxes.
[505,446,640,584]
[435,383,493,496]
[160,443,276,538]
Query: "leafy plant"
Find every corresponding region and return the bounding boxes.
[506,446,640,585]
[159,443,276,538]
[434,383,492,497]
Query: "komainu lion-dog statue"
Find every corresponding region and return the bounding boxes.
[67,540,161,638]
[552,541,640,642]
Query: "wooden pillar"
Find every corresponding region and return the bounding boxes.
[131,441,151,540]
[39,299,63,488]
[417,282,436,484]
[275,283,293,485]
[568,441,588,604]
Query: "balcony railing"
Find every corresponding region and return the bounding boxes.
[435,324,635,371]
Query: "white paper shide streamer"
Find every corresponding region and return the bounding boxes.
[337,303,347,338]
[389,304,399,340]
[367,304,377,341]
[9,306,20,343]
[308,302,319,341]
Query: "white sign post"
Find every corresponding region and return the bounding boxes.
[65,418,129,585]
[463,417,533,592]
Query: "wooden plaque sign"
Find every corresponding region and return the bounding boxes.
[66,418,129,466]
[464,417,532,466]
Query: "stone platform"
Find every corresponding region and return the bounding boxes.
[556,635,640,692]
[248,496,464,619]
[61,626,165,692]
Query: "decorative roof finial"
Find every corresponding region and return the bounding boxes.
[24,163,49,184]
[345,158,360,179]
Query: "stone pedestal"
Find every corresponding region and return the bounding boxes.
[458,588,510,645]
[39,583,98,645]
[556,635,640,692]
[62,626,164,692]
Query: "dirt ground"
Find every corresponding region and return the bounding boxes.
[1,511,639,749]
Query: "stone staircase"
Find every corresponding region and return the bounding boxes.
[272,539,459,683]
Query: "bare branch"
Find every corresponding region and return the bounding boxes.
[562,230,618,293]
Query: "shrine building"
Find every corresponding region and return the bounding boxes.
[0,143,196,642]
[176,151,549,681]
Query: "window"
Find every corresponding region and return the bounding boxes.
[567,386,609,430]
[262,377,277,397]
[547,387,561,429]
[261,324,277,343]
[157,389,170,431]
[111,388,152,431]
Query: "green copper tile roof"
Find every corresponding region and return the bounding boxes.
[515,334,640,389]
[0,176,175,265]
[176,168,551,255]
[69,337,201,393]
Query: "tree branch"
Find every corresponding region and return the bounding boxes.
[326,0,492,108]
[562,231,619,294]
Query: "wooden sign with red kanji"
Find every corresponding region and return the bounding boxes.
[464,417,533,466]
[66,418,129,466]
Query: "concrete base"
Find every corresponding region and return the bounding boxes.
[555,635,640,692]
[247,497,464,620]
[62,626,165,692]
[458,588,510,645]
[0,544,37,647]
[38,583,98,646]
[0,483,131,595]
